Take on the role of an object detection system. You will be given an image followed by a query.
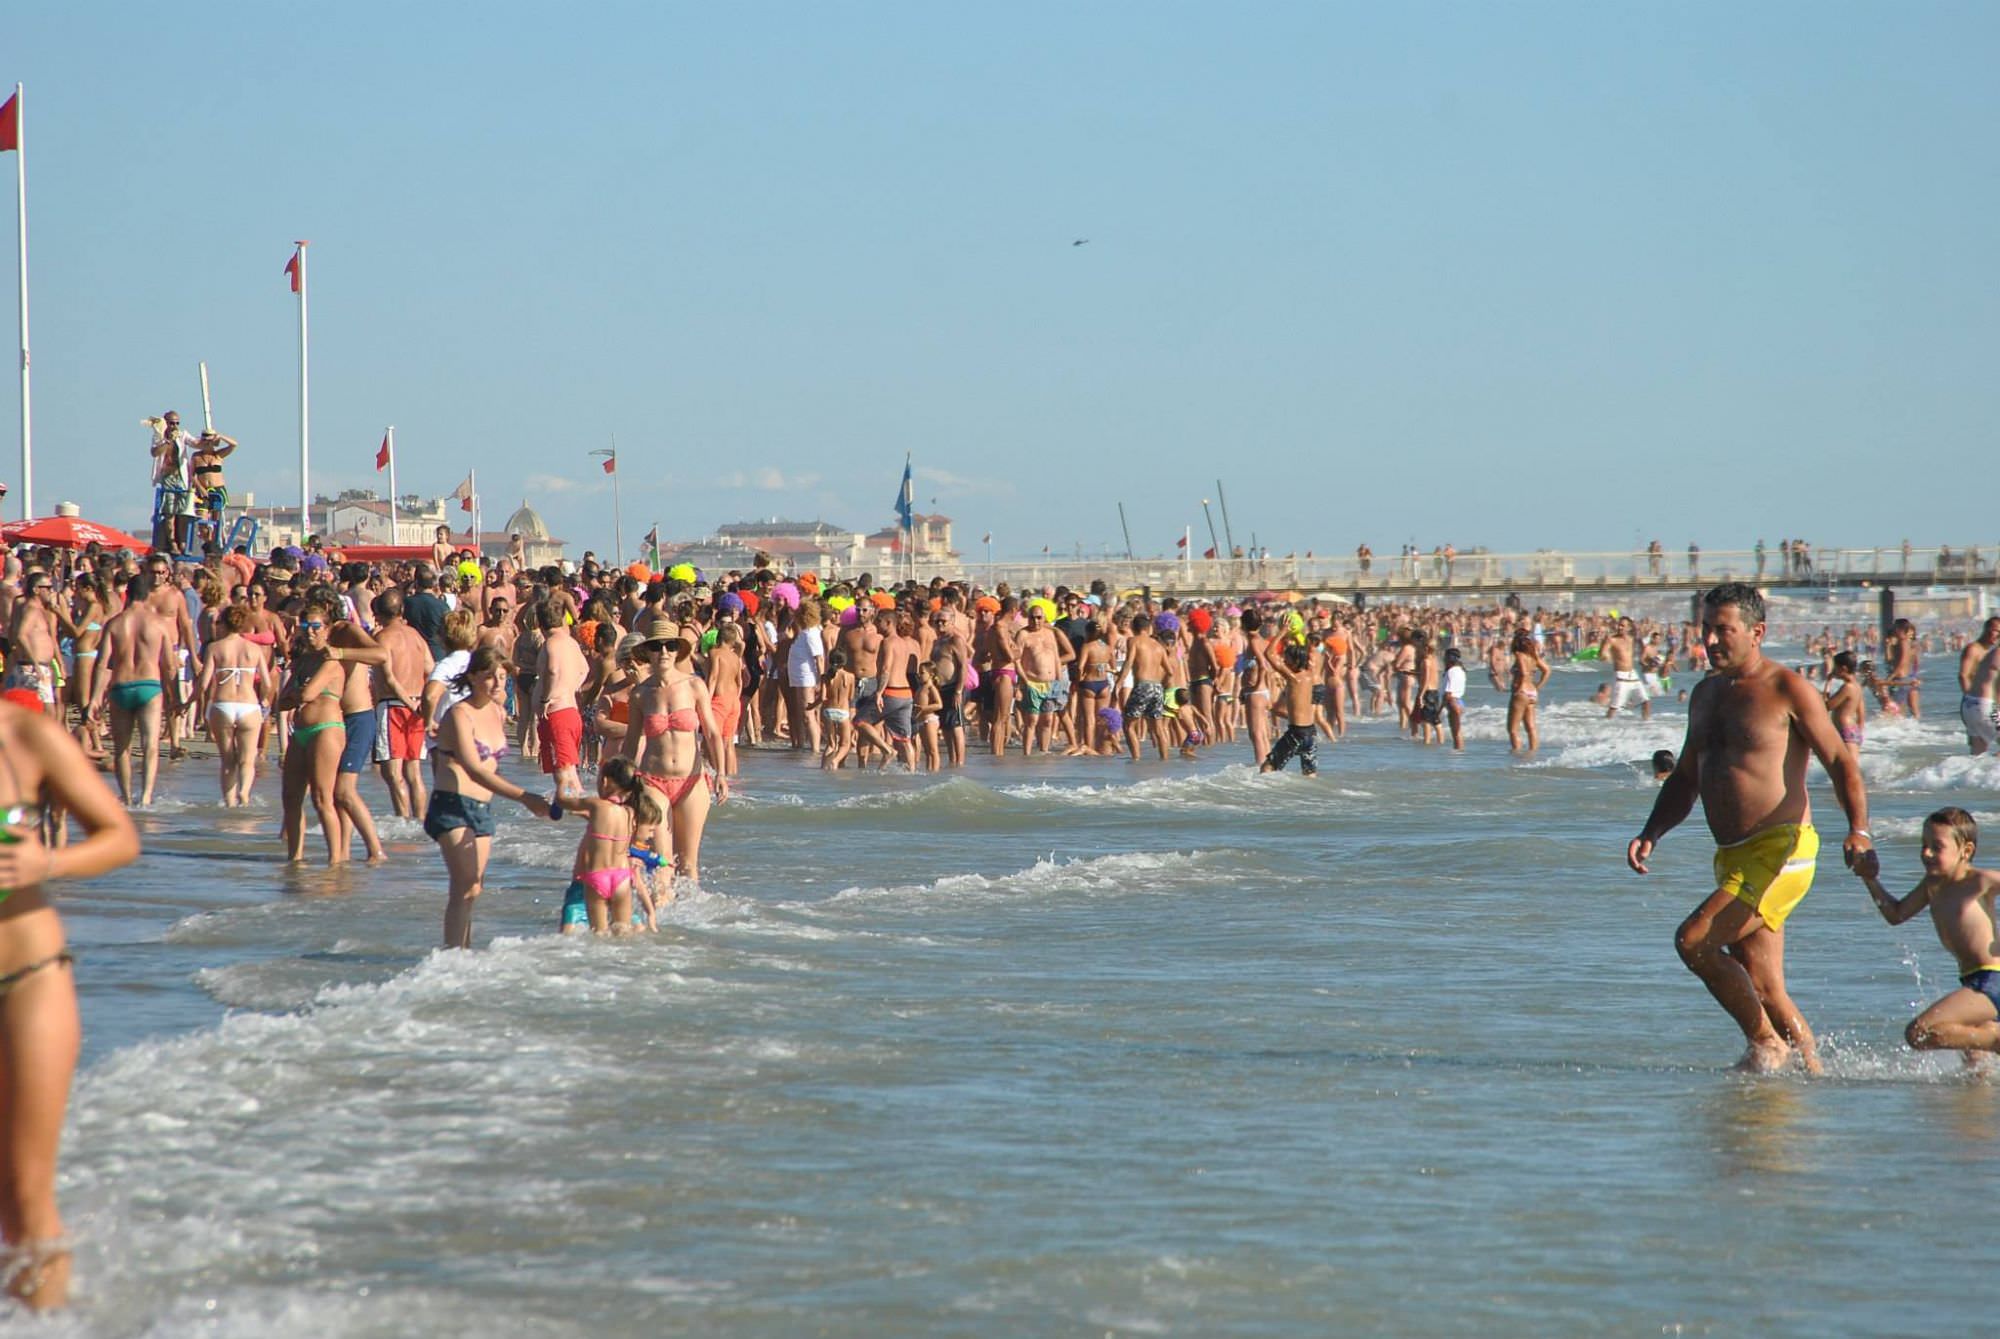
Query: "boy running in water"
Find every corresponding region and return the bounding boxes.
[1856,808,2000,1058]
[1258,641,1319,777]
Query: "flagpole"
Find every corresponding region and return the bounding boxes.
[904,450,914,586]
[386,427,398,544]
[609,438,623,565]
[294,240,309,540]
[14,84,31,521]
[470,468,479,552]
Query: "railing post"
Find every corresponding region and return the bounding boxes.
[1879,588,1895,648]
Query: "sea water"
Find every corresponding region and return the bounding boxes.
[42,646,2000,1337]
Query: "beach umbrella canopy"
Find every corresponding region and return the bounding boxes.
[3,516,150,551]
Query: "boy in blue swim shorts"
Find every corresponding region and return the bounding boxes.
[1858,808,2000,1058]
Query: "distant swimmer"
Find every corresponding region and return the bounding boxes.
[1956,617,2000,756]
[1823,651,1866,763]
[1883,618,1921,719]
[1627,583,1875,1074]
[1856,808,2000,1060]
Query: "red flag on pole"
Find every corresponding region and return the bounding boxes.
[375,434,390,471]
[1203,546,1217,559]
[601,453,616,475]
[0,92,18,153]
[450,474,474,512]
[1175,534,1188,550]
[284,250,301,293]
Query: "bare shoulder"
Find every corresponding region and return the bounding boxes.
[1769,661,1829,716]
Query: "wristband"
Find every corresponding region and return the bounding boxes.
[1851,829,1872,841]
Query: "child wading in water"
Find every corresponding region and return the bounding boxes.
[1857,807,2000,1058]
[915,662,944,771]
[561,756,663,935]
[1259,641,1320,777]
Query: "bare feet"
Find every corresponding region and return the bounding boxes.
[1733,1038,1793,1074]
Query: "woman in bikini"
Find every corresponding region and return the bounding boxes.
[1507,629,1552,753]
[276,597,354,864]
[1238,610,1275,766]
[65,575,111,758]
[622,616,729,886]
[186,432,236,545]
[0,698,140,1311]
[1066,621,1114,757]
[426,645,555,948]
[240,581,288,768]
[195,604,268,806]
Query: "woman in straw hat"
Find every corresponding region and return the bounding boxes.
[622,615,729,886]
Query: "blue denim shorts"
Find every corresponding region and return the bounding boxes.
[424,789,496,840]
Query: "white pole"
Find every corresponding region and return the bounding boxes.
[1184,526,1191,575]
[470,468,479,555]
[386,426,398,545]
[609,436,623,565]
[294,240,310,541]
[14,84,31,521]
[199,361,213,433]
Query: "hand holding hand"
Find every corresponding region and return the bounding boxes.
[1843,832,1877,877]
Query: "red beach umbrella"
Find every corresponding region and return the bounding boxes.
[3,516,151,552]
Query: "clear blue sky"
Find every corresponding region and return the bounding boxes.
[7,2,1997,557]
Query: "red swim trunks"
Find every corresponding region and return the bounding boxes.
[710,693,741,742]
[538,705,583,773]
[385,704,428,761]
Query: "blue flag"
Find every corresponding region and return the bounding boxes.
[892,459,914,529]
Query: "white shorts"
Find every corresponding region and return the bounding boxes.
[1963,695,1999,749]
[1610,671,1650,711]
[373,701,395,765]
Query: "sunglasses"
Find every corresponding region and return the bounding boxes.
[299,620,326,630]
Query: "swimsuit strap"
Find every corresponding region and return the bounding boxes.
[0,950,74,996]
[0,716,32,813]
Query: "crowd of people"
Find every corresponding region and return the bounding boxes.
[0,525,1998,1311]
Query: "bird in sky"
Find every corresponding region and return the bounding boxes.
[1072,238,1089,246]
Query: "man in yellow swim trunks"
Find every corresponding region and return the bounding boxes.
[1627,583,1876,1074]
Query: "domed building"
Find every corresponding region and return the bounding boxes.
[491,500,566,568]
